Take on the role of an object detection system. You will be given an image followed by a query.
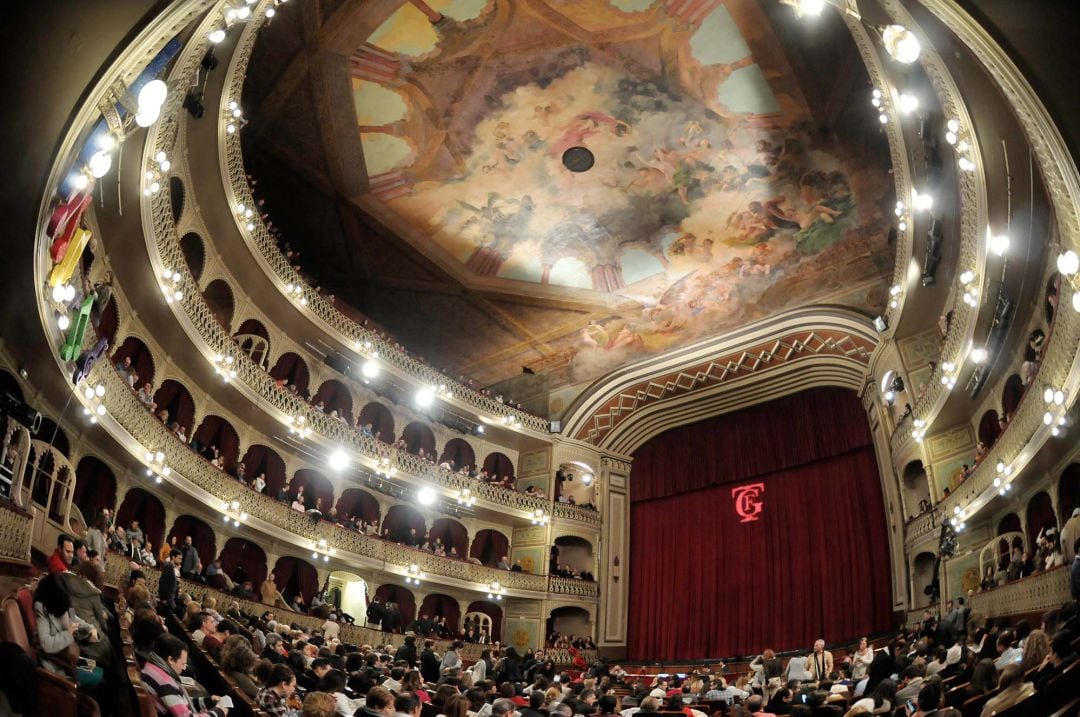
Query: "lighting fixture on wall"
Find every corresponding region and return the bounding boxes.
[212,352,238,382]
[220,499,248,527]
[285,414,312,438]
[311,538,336,562]
[455,488,476,507]
[530,509,550,526]
[80,381,107,424]
[486,581,505,600]
[404,563,424,585]
[161,268,184,303]
[882,24,922,64]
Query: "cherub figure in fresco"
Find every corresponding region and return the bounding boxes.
[667,231,714,263]
[634,141,714,205]
[746,139,785,178]
[547,111,630,158]
[533,103,562,126]
[580,320,609,350]
[738,242,773,277]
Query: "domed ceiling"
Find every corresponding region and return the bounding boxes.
[244,0,894,417]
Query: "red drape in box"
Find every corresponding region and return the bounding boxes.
[217,537,267,589]
[73,456,117,520]
[440,438,476,471]
[115,488,165,550]
[429,518,468,557]
[402,421,437,456]
[336,488,381,524]
[152,380,195,433]
[192,415,240,470]
[420,593,461,632]
[471,529,509,567]
[167,515,216,570]
[273,556,318,604]
[628,387,893,661]
[359,402,396,443]
[375,584,416,626]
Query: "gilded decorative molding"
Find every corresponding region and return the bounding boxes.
[877,0,989,455]
[901,0,1080,548]
[573,328,874,446]
[548,576,599,599]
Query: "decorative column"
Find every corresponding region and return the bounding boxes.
[597,455,630,658]
[862,387,908,613]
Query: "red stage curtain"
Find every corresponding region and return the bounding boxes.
[628,387,892,661]
[471,529,509,567]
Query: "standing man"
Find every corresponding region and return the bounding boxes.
[180,535,199,578]
[159,550,183,615]
[806,640,833,683]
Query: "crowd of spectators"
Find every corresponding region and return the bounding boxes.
[977,523,1074,593]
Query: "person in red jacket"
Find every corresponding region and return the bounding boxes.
[47,534,74,573]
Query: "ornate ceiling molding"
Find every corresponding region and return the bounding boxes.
[560,307,878,452]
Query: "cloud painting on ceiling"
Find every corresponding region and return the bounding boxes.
[350,0,893,399]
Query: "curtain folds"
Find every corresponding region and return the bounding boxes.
[627,388,892,660]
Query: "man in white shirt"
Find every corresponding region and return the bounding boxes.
[994,630,1022,670]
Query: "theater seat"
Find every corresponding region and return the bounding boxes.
[0,597,81,716]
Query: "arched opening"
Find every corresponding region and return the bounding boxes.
[1026,491,1057,548]
[169,176,185,223]
[313,379,353,421]
[383,504,425,544]
[234,319,270,369]
[167,515,216,572]
[439,438,475,472]
[95,297,119,348]
[901,460,931,517]
[552,536,595,579]
[202,279,235,330]
[34,417,70,458]
[483,452,515,480]
[328,571,369,623]
[419,593,460,633]
[978,409,1001,448]
[402,421,436,457]
[152,379,196,432]
[1059,463,1080,522]
[555,461,596,506]
[546,606,591,646]
[112,335,155,388]
[466,600,503,642]
[192,414,240,470]
[996,513,1022,565]
[270,352,310,397]
[288,469,335,513]
[180,232,205,282]
[0,369,24,402]
[470,529,509,568]
[429,517,468,558]
[115,488,165,551]
[911,552,937,609]
[273,556,319,606]
[1001,374,1025,419]
[373,584,415,628]
[336,488,381,524]
[359,402,395,443]
[238,444,286,496]
[73,456,116,523]
[217,537,267,591]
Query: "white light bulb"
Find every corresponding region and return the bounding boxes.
[236,5,251,19]
[882,24,921,64]
[959,270,975,285]
[95,384,105,397]
[64,284,76,301]
[417,486,436,506]
[135,105,161,128]
[1073,293,1080,312]
[947,119,961,134]
[913,190,933,212]
[89,150,112,178]
[898,93,919,114]
[1057,250,1079,276]
[879,113,888,124]
[208,28,226,43]
[416,388,434,407]
[52,284,66,303]
[266,7,276,17]
[1054,390,1065,406]
[96,404,106,416]
[159,159,171,172]
[990,234,1010,256]
[970,347,988,364]
[71,173,89,191]
[328,449,349,471]
[796,0,825,16]
[361,360,379,379]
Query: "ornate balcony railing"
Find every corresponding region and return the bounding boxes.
[552,501,601,527]
[548,576,599,598]
[0,500,32,564]
[967,566,1071,618]
[94,362,554,594]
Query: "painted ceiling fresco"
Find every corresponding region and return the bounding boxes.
[348,0,894,405]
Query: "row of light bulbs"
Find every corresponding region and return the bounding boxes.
[81,382,108,424]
